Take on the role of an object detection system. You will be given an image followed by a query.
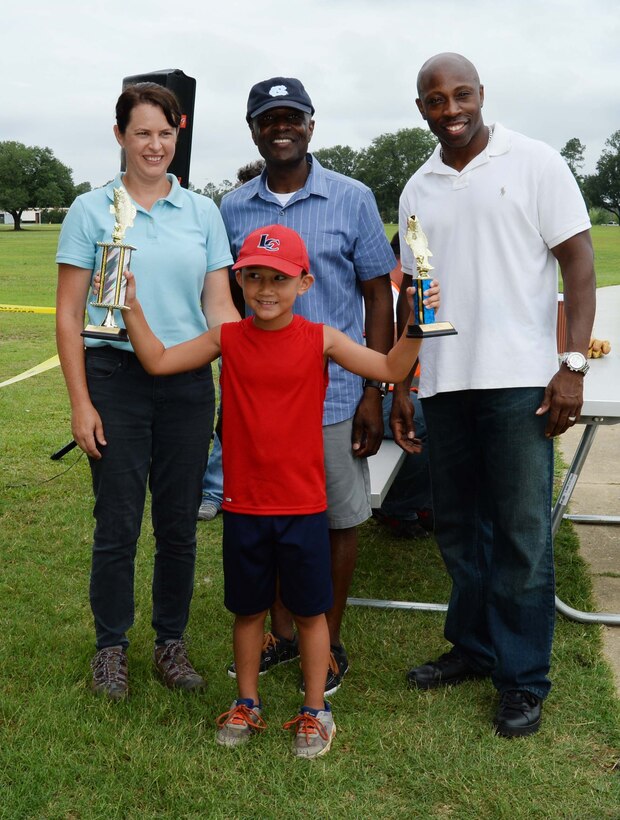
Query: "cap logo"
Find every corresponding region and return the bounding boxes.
[258,233,280,252]
[269,85,289,98]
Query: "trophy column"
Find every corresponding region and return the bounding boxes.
[81,185,137,342]
[405,214,457,339]
[82,241,135,341]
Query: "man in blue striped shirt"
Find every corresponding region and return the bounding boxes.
[221,77,396,695]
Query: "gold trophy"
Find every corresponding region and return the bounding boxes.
[405,215,457,338]
[81,186,136,341]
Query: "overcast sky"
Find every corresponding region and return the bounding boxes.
[4,0,619,190]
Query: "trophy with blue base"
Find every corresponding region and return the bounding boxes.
[405,215,457,339]
[81,187,136,341]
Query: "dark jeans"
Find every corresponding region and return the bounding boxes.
[422,387,555,699]
[85,346,214,650]
[379,391,432,519]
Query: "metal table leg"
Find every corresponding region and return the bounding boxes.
[350,420,619,623]
[553,420,620,625]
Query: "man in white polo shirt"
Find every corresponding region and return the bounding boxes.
[391,52,595,737]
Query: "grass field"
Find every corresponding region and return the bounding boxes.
[1,226,619,818]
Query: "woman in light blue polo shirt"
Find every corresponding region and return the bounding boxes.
[56,83,239,700]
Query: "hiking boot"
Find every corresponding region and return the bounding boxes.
[198,501,219,521]
[216,699,267,747]
[300,644,349,697]
[91,646,128,701]
[227,632,299,679]
[494,689,542,738]
[406,649,488,690]
[154,639,205,691]
[283,704,336,759]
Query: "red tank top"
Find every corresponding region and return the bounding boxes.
[219,315,328,515]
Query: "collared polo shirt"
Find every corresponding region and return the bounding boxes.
[56,173,233,350]
[220,155,395,425]
[398,123,591,398]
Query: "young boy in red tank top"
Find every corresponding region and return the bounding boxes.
[120,224,438,758]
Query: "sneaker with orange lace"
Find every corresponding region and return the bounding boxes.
[216,698,266,747]
[300,644,349,697]
[227,632,299,679]
[283,703,335,759]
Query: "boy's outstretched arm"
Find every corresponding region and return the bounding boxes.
[324,287,422,384]
[122,272,222,375]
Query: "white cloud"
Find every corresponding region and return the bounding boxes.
[3,0,618,187]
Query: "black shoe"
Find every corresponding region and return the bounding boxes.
[494,689,542,738]
[416,508,435,532]
[300,644,349,697]
[406,649,488,690]
[227,632,299,679]
[372,510,429,540]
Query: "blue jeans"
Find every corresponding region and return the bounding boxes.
[421,387,555,699]
[86,346,214,649]
[379,391,432,520]
[202,431,223,507]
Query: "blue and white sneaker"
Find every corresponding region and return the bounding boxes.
[283,702,336,759]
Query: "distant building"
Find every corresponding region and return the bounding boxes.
[1,209,42,225]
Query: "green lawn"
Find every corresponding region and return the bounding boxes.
[0,225,619,818]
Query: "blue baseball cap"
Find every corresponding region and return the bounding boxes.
[246,77,314,120]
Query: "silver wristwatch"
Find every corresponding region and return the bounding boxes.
[561,351,590,375]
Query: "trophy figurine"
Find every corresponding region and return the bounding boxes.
[405,215,457,339]
[81,186,137,341]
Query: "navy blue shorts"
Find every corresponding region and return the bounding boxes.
[222,511,333,617]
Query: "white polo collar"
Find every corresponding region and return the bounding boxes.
[424,122,511,177]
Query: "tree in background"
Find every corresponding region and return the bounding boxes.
[0,141,75,230]
[584,130,620,224]
[74,181,92,197]
[313,145,360,178]
[191,179,235,207]
[560,137,586,181]
[355,128,437,222]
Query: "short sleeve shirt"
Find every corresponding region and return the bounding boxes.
[398,124,591,397]
[56,174,233,350]
[220,155,395,424]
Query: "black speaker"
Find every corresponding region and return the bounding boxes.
[121,69,196,188]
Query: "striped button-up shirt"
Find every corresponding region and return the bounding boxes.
[220,155,395,425]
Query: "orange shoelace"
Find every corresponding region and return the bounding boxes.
[328,652,340,675]
[216,703,267,732]
[282,712,329,743]
[262,632,278,652]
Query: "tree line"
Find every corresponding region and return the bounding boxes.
[1,128,619,231]
[192,128,438,223]
[194,128,620,226]
[560,133,620,224]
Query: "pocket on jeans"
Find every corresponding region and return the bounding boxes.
[86,356,121,380]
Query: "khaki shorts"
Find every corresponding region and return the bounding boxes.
[323,417,372,529]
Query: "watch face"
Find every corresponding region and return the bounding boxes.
[566,352,586,369]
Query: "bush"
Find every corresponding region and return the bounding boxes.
[40,208,67,224]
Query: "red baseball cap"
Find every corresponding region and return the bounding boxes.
[232,224,311,278]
